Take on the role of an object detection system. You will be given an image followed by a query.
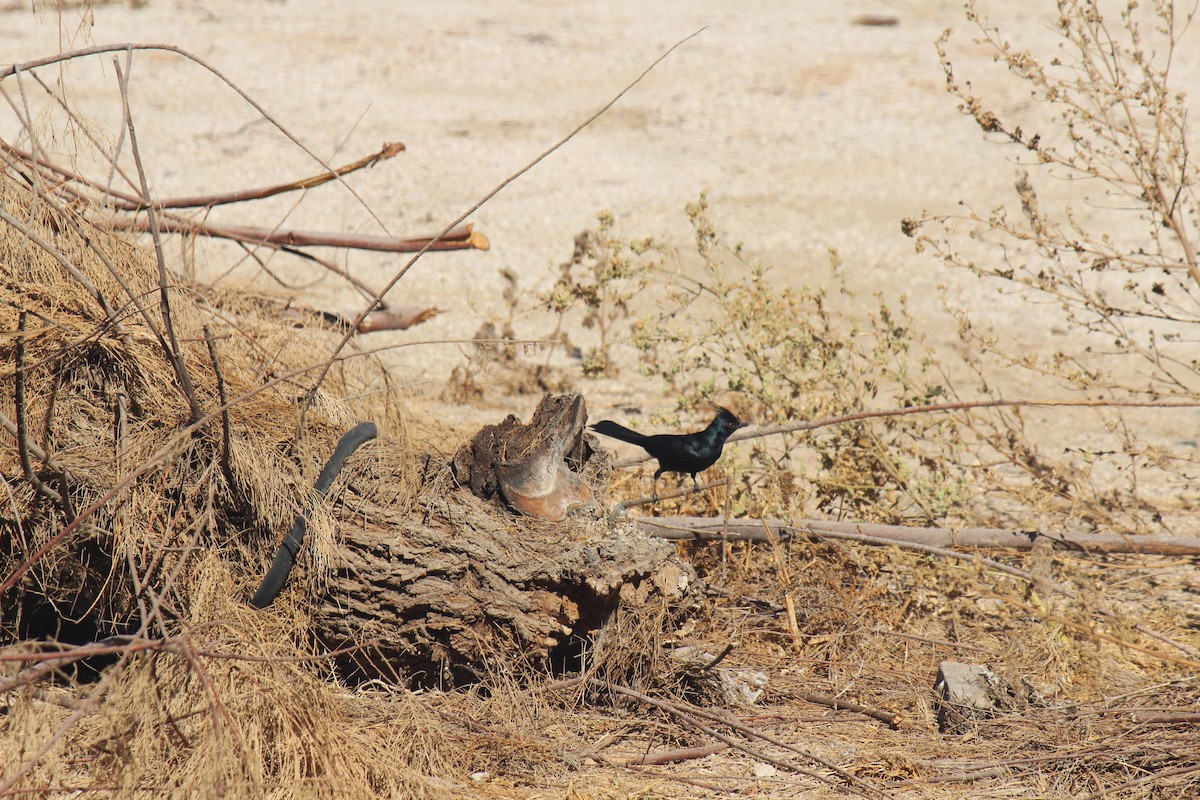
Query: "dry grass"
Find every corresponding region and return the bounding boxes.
[0,158,450,796]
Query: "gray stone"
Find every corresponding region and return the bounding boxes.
[933,661,1005,734]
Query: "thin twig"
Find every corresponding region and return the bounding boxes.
[763,517,803,650]
[886,766,1009,787]
[192,639,379,663]
[700,643,734,672]
[269,244,387,306]
[104,56,131,205]
[114,216,485,252]
[572,727,628,761]
[0,408,55,470]
[30,688,87,711]
[880,629,997,654]
[792,691,901,729]
[345,306,438,333]
[11,66,44,172]
[0,636,166,664]
[109,141,407,210]
[125,548,150,633]
[0,657,71,694]
[708,705,884,796]
[202,325,234,490]
[114,54,203,423]
[600,683,834,788]
[595,754,731,792]
[621,741,729,766]
[702,581,785,613]
[608,478,725,519]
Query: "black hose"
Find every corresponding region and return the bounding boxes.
[249,421,378,608]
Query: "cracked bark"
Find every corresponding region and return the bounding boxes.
[311,394,696,686]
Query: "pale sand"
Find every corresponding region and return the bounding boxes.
[6,2,1197,411]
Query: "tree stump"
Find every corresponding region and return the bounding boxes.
[311,393,696,686]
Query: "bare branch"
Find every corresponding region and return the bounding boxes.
[1,43,393,236]
[112,141,407,210]
[114,54,203,423]
[114,216,487,252]
[640,515,1200,557]
[621,742,728,766]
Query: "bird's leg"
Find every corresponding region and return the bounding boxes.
[651,476,660,503]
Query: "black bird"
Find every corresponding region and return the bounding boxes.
[590,405,748,498]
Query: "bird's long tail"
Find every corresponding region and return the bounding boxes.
[590,419,649,446]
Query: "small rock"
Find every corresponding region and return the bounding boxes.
[672,646,768,705]
[753,762,778,778]
[933,661,1005,734]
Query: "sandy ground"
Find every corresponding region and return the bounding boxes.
[5,1,1199,416]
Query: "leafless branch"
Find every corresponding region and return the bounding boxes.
[1129,712,1200,725]
[640,516,1200,557]
[791,691,901,729]
[607,478,726,518]
[202,325,234,489]
[114,216,487,252]
[114,54,203,423]
[112,141,407,210]
[316,306,440,333]
[13,312,63,507]
[621,741,728,766]
[588,678,884,798]
[1,43,393,235]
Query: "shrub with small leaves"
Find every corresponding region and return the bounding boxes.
[904,0,1200,533]
[633,194,969,524]
[539,210,660,377]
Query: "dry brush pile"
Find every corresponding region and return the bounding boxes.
[0,147,429,794]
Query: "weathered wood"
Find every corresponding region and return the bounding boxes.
[315,491,692,686]
[311,394,694,685]
[451,392,601,520]
[641,516,1200,556]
